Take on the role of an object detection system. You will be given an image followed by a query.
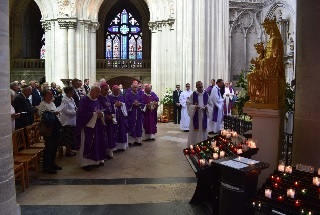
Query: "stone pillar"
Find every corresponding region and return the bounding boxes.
[56,20,69,84]
[0,0,21,214]
[68,22,77,80]
[90,23,99,83]
[292,0,320,167]
[42,21,52,82]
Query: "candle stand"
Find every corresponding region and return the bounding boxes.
[184,135,260,214]
[249,168,320,215]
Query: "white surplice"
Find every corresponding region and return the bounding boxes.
[208,86,224,133]
[186,91,212,147]
[179,90,193,131]
[223,87,234,116]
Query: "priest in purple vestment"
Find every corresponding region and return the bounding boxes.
[98,83,117,158]
[126,82,145,146]
[76,86,107,171]
[109,85,129,150]
[141,84,159,141]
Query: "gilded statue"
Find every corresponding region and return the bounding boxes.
[246,18,286,109]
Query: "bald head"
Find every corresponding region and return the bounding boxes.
[145,84,151,94]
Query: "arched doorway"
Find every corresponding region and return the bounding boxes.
[107,76,140,90]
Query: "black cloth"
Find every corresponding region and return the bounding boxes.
[220,85,225,98]
[173,90,182,124]
[31,88,42,106]
[51,88,62,107]
[73,89,81,107]
[84,84,90,94]
[60,125,76,147]
[12,93,37,129]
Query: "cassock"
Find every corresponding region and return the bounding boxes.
[98,95,116,152]
[126,91,145,144]
[179,90,193,131]
[108,94,129,150]
[187,91,212,146]
[76,95,106,167]
[141,91,159,140]
[223,87,234,115]
[208,86,224,133]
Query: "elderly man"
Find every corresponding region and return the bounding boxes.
[98,83,117,158]
[187,81,212,146]
[109,85,129,151]
[12,85,38,129]
[208,79,225,134]
[141,84,159,141]
[76,86,107,171]
[126,82,145,146]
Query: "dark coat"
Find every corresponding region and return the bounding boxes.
[12,93,38,129]
[173,90,181,104]
[31,88,42,106]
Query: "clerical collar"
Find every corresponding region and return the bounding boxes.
[144,92,151,96]
[196,90,204,95]
[110,93,120,97]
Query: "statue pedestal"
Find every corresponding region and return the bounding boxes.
[243,107,285,187]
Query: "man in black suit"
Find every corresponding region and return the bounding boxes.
[119,84,126,95]
[30,80,42,106]
[13,85,38,129]
[72,78,81,107]
[173,85,182,124]
[84,79,90,94]
[51,82,62,107]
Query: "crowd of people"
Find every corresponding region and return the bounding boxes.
[10,79,159,173]
[172,79,238,146]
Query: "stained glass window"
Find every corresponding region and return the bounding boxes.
[106,9,142,60]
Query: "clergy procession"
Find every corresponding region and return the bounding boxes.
[10,79,160,173]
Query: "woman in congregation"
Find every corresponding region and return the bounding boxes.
[38,89,62,174]
[59,86,77,157]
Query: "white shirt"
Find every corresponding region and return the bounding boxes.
[59,96,77,126]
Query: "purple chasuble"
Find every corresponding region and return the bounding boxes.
[108,95,128,143]
[98,95,116,149]
[192,91,209,130]
[126,91,145,138]
[205,86,214,95]
[141,92,158,134]
[75,96,107,161]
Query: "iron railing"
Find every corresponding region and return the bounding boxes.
[11,59,45,69]
[223,115,252,135]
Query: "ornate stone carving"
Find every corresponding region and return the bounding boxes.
[42,21,52,31]
[246,18,286,109]
[58,19,77,29]
[57,0,76,17]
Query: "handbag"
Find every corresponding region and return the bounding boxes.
[39,121,53,136]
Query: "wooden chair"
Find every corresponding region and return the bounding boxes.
[14,163,25,192]
[33,122,63,158]
[12,131,39,188]
[13,128,43,159]
[25,123,45,149]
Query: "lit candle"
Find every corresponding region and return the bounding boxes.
[287,189,295,198]
[312,177,320,186]
[237,149,243,154]
[278,164,285,172]
[265,189,272,198]
[226,133,231,138]
[211,141,216,148]
[213,153,219,160]
[209,159,214,165]
[189,145,194,150]
[285,166,293,173]
[318,168,320,175]
[277,195,284,202]
[213,147,219,152]
[294,200,301,207]
[219,151,225,158]
[232,131,238,138]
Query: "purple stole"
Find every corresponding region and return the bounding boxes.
[192,91,209,131]
[212,87,221,122]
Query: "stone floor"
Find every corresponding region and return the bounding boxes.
[18,123,208,215]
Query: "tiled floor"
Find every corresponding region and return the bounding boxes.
[18,123,208,215]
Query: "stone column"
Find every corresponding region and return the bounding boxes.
[90,23,99,83]
[42,21,52,82]
[68,21,77,80]
[292,0,320,167]
[56,20,69,84]
[0,0,20,214]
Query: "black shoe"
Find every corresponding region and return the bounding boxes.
[82,166,94,171]
[51,164,62,170]
[174,122,177,124]
[98,163,104,167]
[43,168,57,174]
[151,138,155,141]
[117,149,126,152]
[134,142,142,146]
[208,131,214,134]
